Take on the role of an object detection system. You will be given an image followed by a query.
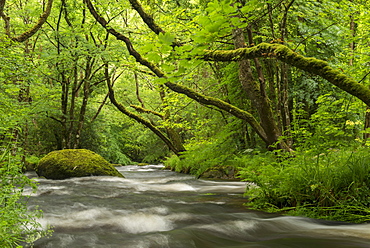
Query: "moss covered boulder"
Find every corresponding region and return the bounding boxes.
[200,166,238,180]
[36,149,124,180]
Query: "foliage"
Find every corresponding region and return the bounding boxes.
[291,92,364,151]
[165,120,245,176]
[237,147,370,223]
[0,147,50,247]
[2,0,370,226]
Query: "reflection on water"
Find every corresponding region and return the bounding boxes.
[25,165,370,248]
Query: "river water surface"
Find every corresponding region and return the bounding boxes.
[26,165,370,247]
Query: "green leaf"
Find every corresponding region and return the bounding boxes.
[146,52,162,63]
[162,63,176,72]
[158,32,175,45]
[155,77,168,85]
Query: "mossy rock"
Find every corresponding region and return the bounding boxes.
[200,166,238,180]
[137,163,149,166]
[36,149,124,180]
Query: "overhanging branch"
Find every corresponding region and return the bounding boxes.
[0,0,54,42]
[202,43,370,106]
[84,0,268,143]
[128,0,164,35]
[130,104,164,118]
[104,64,181,155]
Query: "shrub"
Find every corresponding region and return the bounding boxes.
[237,148,370,223]
[0,147,50,247]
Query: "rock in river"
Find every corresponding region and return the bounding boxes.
[36,149,124,180]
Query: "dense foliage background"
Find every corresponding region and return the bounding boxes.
[1,0,370,245]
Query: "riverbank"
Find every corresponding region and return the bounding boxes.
[164,148,370,224]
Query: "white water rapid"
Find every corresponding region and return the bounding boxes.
[24,165,370,248]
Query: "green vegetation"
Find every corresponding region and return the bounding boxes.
[0,147,50,247]
[1,0,370,244]
[237,148,370,223]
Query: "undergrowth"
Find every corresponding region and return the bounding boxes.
[0,147,51,247]
[164,123,240,177]
[236,148,370,223]
[165,143,370,223]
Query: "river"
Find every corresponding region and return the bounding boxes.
[25,164,370,247]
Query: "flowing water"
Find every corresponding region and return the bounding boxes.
[25,165,370,248]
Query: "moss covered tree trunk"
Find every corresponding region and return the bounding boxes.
[158,87,186,154]
[233,28,290,150]
[0,0,53,42]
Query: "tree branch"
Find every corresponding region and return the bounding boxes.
[202,43,370,106]
[130,104,164,118]
[0,0,11,37]
[9,0,53,42]
[84,0,268,143]
[128,0,164,35]
[104,64,181,155]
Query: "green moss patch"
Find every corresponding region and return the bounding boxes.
[36,149,124,180]
[200,165,238,180]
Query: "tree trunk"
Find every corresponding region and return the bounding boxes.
[233,27,289,150]
[104,64,185,155]
[158,86,186,153]
[74,58,93,149]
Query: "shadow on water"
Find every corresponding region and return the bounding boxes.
[24,165,370,248]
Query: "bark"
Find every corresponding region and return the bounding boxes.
[134,72,145,108]
[85,0,187,153]
[164,81,268,143]
[104,65,183,156]
[244,27,289,150]
[66,59,79,148]
[127,0,181,47]
[347,2,369,142]
[128,0,164,35]
[202,43,370,107]
[233,28,284,149]
[91,92,109,123]
[60,74,69,149]
[278,1,294,144]
[130,105,164,118]
[84,0,164,77]
[279,0,295,42]
[85,0,370,149]
[0,0,10,37]
[278,63,291,135]
[0,0,53,42]
[364,106,370,141]
[74,58,94,149]
[158,85,186,155]
[349,0,357,67]
[132,73,158,126]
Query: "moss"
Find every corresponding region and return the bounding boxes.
[200,165,238,180]
[36,149,124,180]
[203,43,370,107]
[137,163,149,166]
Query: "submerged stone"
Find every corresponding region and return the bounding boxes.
[36,149,124,180]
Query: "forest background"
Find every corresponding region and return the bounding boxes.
[1,0,370,245]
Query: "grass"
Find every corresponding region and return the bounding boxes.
[236,148,370,223]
